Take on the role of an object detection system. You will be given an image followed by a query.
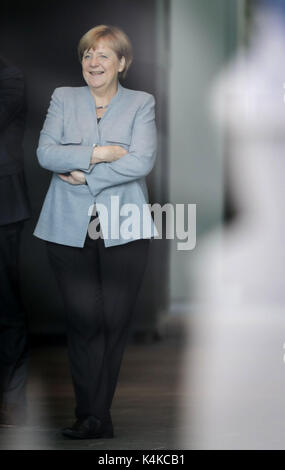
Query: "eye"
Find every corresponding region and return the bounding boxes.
[83,55,90,59]
[101,55,107,59]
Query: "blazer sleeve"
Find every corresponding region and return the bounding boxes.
[0,68,25,132]
[36,88,93,173]
[85,94,157,197]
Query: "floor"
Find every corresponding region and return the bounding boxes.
[0,316,186,450]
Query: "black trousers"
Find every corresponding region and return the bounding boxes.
[0,221,28,408]
[46,234,150,423]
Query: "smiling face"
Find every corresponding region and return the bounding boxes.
[82,41,125,93]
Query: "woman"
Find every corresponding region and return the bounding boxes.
[34,25,157,439]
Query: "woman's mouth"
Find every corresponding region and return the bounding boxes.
[89,71,104,75]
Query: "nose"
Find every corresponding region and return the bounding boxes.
[90,56,100,67]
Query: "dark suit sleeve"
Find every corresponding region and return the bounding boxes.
[0,69,25,132]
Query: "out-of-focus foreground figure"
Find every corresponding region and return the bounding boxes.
[0,56,30,426]
[178,0,285,449]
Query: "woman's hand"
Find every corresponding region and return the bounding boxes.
[58,145,128,185]
[91,145,128,164]
[58,170,86,185]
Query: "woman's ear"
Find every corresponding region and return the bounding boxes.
[119,56,126,73]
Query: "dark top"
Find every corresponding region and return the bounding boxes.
[87,116,102,232]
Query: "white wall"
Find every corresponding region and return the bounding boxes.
[168,0,243,311]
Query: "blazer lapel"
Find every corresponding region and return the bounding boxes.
[75,87,100,145]
[75,82,124,145]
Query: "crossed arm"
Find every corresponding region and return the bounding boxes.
[58,144,127,185]
[37,88,157,196]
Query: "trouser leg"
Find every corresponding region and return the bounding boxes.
[46,239,105,420]
[93,238,150,419]
[0,222,28,409]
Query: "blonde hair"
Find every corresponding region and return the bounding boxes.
[78,25,133,80]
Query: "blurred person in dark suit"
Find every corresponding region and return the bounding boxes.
[0,55,30,426]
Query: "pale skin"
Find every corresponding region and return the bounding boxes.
[59,41,127,185]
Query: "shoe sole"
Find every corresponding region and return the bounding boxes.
[61,430,114,440]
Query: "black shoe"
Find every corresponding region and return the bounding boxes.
[61,416,114,439]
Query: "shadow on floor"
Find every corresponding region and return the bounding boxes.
[0,315,187,450]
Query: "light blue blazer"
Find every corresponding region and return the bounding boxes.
[33,81,158,247]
